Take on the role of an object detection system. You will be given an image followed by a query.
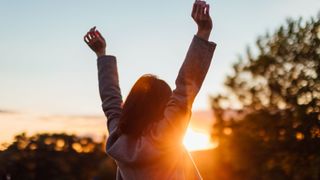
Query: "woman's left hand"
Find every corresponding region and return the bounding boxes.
[84,26,106,58]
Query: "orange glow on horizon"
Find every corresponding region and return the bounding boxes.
[0,113,218,152]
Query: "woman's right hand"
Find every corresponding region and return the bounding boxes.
[84,26,106,58]
[191,0,213,41]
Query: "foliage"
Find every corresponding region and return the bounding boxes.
[211,15,320,180]
[0,133,116,180]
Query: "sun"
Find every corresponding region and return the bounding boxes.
[183,127,218,151]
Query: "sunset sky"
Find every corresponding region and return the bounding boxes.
[0,0,319,115]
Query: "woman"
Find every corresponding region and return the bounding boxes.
[84,0,216,179]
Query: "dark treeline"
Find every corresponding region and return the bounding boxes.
[210,15,320,180]
[0,133,116,180]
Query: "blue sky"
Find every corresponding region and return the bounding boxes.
[0,0,319,115]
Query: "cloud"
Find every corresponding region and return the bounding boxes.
[0,109,17,114]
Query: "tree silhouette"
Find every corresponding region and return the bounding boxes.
[0,133,116,180]
[211,15,320,180]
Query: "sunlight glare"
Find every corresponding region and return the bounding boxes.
[183,127,218,151]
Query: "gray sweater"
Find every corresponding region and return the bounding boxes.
[97,35,216,180]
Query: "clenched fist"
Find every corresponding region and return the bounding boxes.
[192,0,213,41]
[84,27,106,58]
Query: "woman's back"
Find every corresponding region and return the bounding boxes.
[102,35,216,180]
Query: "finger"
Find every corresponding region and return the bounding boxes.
[195,3,201,19]
[196,1,206,5]
[90,26,96,32]
[89,31,96,39]
[95,30,102,38]
[87,33,92,40]
[88,27,96,39]
[84,35,89,44]
[200,3,206,20]
[205,4,210,16]
[85,33,92,44]
[192,3,197,17]
[86,32,92,41]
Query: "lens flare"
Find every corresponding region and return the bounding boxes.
[183,127,218,151]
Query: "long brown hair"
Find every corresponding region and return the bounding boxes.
[117,74,172,137]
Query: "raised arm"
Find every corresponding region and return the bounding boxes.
[84,27,123,134]
[151,0,216,146]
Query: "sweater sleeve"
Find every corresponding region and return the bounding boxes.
[97,55,123,134]
[151,35,216,147]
